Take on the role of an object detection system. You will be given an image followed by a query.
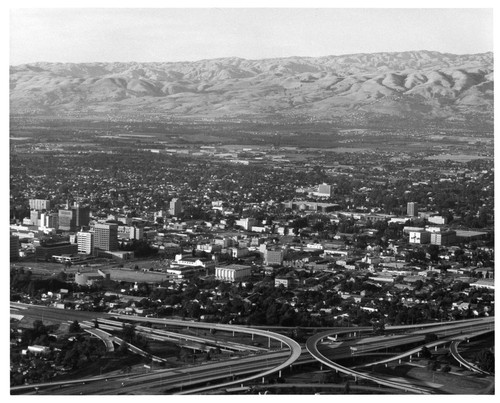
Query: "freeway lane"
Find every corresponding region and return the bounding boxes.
[352,326,494,370]
[12,305,302,395]
[13,302,492,395]
[306,318,494,394]
[450,339,494,376]
[82,327,115,352]
[10,302,111,323]
[35,350,294,395]
[97,318,267,353]
[306,330,432,394]
[109,315,303,394]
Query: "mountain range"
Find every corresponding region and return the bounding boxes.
[10,51,494,125]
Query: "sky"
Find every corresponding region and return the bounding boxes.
[9,3,494,65]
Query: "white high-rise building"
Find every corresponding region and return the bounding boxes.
[129,226,144,240]
[77,231,94,254]
[39,213,47,228]
[169,198,183,216]
[407,202,418,217]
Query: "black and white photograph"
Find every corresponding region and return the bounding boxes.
[7,1,495,396]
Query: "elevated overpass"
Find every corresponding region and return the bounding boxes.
[306,317,494,394]
[450,339,494,376]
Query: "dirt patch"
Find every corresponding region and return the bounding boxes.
[374,362,493,394]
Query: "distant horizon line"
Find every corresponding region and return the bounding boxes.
[11,49,494,67]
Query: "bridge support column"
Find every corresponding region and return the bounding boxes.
[417,352,420,357]
[280,341,283,349]
[279,370,282,378]
[320,364,323,370]
[435,346,438,351]
[268,338,271,348]
[385,364,388,368]
[262,377,265,384]
[232,331,235,337]
[409,355,412,362]
[399,359,401,364]
[252,333,255,340]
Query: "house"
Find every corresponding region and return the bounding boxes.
[275,276,294,288]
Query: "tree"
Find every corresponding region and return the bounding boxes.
[414,279,424,291]
[421,346,433,359]
[427,245,440,262]
[117,340,128,355]
[475,349,494,373]
[121,324,136,342]
[68,320,81,333]
[372,320,385,335]
[424,333,438,344]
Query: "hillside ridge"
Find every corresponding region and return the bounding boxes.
[10,51,494,124]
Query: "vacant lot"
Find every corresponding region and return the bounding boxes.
[375,361,494,394]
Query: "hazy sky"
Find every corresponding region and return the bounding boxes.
[10,7,494,65]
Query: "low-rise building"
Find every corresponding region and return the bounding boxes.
[35,242,78,261]
[430,230,456,246]
[408,230,431,244]
[215,264,252,282]
[264,248,285,265]
[275,276,294,288]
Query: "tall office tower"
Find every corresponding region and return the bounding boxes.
[30,210,41,226]
[58,203,90,231]
[73,203,90,228]
[46,213,59,229]
[58,209,76,231]
[129,226,144,241]
[29,199,51,211]
[10,235,20,261]
[94,223,119,251]
[169,198,183,216]
[77,231,94,254]
[407,202,418,217]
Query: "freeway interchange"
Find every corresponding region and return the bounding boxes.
[10,303,494,395]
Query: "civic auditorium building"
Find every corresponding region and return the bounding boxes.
[215,264,252,282]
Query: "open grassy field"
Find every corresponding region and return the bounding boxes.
[11,260,169,284]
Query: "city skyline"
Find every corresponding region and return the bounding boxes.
[8,0,496,395]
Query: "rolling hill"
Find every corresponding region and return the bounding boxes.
[9,51,493,125]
